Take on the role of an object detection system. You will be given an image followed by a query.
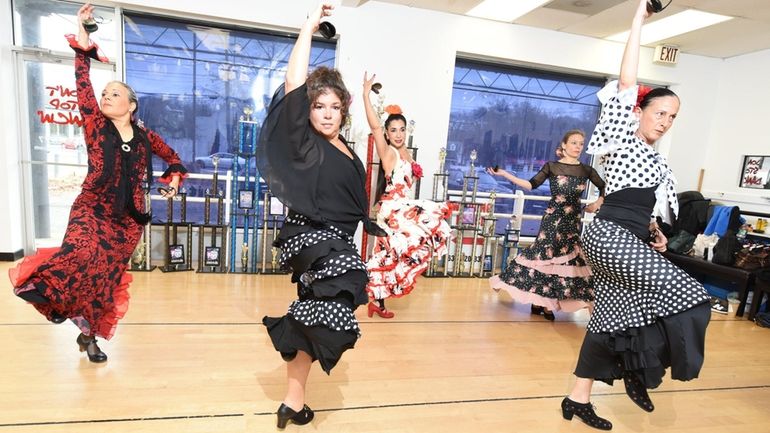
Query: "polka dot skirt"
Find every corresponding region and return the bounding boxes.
[582,218,710,334]
[278,213,366,334]
[587,80,679,223]
[287,299,361,337]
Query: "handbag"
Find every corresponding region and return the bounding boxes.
[734,245,770,270]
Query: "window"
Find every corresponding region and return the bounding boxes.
[123,14,336,224]
[13,0,118,247]
[446,59,605,235]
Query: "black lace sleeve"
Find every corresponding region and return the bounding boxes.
[588,166,606,197]
[528,162,552,189]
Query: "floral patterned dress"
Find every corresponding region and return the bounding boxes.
[9,36,186,340]
[489,161,604,312]
[366,148,451,300]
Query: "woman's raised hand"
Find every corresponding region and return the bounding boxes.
[635,0,652,20]
[77,3,94,31]
[363,71,377,94]
[306,2,334,32]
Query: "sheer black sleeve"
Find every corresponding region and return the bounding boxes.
[528,162,552,189]
[256,83,324,222]
[588,166,606,197]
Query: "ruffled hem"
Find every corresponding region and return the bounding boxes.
[263,314,358,374]
[9,247,59,288]
[489,276,592,313]
[287,299,360,336]
[575,301,710,388]
[9,247,131,340]
[366,219,450,300]
[514,249,592,278]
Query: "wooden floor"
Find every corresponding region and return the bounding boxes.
[2,262,769,433]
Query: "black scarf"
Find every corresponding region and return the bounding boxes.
[94,121,153,225]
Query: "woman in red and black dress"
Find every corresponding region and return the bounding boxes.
[9,3,187,363]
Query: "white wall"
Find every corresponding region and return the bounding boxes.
[0,0,25,257]
[701,48,770,212]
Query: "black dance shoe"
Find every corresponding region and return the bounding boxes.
[531,305,544,315]
[561,397,613,431]
[276,403,314,429]
[623,372,654,412]
[76,333,108,363]
[50,311,66,324]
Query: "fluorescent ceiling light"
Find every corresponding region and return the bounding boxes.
[466,0,551,22]
[607,9,733,45]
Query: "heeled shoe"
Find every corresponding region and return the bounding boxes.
[76,333,108,363]
[561,397,612,431]
[367,302,395,319]
[623,371,654,412]
[543,309,555,321]
[531,305,544,315]
[276,403,314,429]
[50,311,66,324]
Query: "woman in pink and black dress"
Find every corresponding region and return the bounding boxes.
[362,73,451,319]
[9,3,186,363]
[488,130,605,320]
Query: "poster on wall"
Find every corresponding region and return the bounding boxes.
[739,156,770,189]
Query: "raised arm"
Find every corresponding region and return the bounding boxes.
[618,0,650,92]
[285,3,333,93]
[363,72,396,175]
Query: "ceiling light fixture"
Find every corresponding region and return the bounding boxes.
[606,9,733,45]
[466,0,552,22]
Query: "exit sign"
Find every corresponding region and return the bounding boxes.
[654,45,679,64]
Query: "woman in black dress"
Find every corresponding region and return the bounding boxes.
[560,0,711,430]
[258,3,385,429]
[488,130,605,320]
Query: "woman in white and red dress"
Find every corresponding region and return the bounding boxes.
[362,73,451,319]
[9,3,186,363]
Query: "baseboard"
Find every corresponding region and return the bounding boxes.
[0,249,24,261]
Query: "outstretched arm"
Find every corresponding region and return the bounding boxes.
[618,0,650,92]
[363,72,395,175]
[285,3,333,93]
[487,167,532,191]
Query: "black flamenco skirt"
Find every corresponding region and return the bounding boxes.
[263,284,361,374]
[574,301,711,389]
[263,225,369,374]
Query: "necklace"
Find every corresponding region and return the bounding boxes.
[121,141,131,153]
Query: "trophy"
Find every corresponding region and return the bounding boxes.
[469,149,478,176]
[130,243,146,269]
[438,147,447,173]
[241,242,249,270]
[272,247,280,269]
[241,106,253,122]
[407,120,416,147]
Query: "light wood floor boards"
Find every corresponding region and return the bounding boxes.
[2,263,769,432]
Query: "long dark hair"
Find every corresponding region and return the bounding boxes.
[374,113,408,202]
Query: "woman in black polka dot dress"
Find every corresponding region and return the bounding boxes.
[256,4,386,429]
[488,130,605,320]
[560,1,711,430]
